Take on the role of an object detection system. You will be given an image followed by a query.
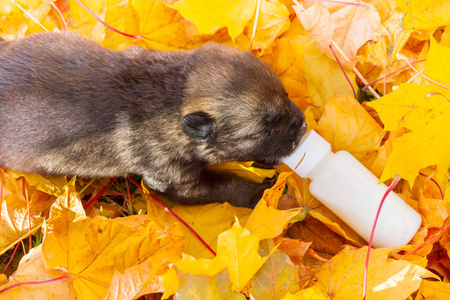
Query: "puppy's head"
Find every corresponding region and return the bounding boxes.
[181,43,306,165]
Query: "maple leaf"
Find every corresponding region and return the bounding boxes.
[317,95,385,160]
[0,169,54,255]
[400,0,450,31]
[245,199,299,239]
[0,246,76,299]
[260,37,310,109]
[168,0,257,41]
[303,39,358,108]
[244,0,290,50]
[42,182,184,300]
[218,219,277,291]
[368,38,450,186]
[418,280,450,299]
[293,0,381,68]
[313,246,438,299]
[250,240,300,299]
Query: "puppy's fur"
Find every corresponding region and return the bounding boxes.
[0,32,306,207]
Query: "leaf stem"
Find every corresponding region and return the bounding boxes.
[419,172,444,199]
[329,44,357,99]
[75,0,142,39]
[2,242,20,274]
[48,1,68,31]
[127,177,217,256]
[397,54,450,91]
[83,177,117,210]
[363,175,401,299]
[0,275,73,294]
[249,0,262,51]
[363,59,426,90]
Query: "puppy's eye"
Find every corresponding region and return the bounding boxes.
[263,113,281,134]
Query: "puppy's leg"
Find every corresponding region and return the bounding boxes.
[160,170,271,208]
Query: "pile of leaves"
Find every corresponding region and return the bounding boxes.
[1,0,450,299]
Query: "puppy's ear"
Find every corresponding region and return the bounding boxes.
[181,112,215,143]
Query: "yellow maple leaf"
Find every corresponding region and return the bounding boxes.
[245,199,299,240]
[207,161,275,184]
[261,170,292,208]
[245,0,290,50]
[260,37,309,109]
[368,83,450,185]
[68,0,107,43]
[313,245,438,299]
[8,170,67,196]
[317,95,385,161]
[303,41,358,108]
[0,246,76,299]
[400,0,450,31]
[168,0,257,41]
[251,240,300,298]
[217,218,274,291]
[173,269,244,299]
[282,285,328,300]
[175,253,226,276]
[42,182,184,300]
[145,188,252,258]
[368,38,450,186]
[133,0,229,50]
[0,169,54,255]
[294,0,381,68]
[418,279,450,299]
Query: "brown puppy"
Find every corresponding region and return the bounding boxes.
[0,32,306,207]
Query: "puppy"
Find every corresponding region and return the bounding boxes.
[0,32,306,207]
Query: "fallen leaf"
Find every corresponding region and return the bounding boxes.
[313,246,438,299]
[8,170,67,197]
[245,0,290,50]
[0,245,76,299]
[260,37,309,109]
[401,0,450,31]
[417,279,450,299]
[245,199,299,240]
[282,285,328,300]
[42,182,184,300]
[207,161,275,184]
[261,170,292,208]
[368,84,450,186]
[174,270,245,299]
[217,219,273,291]
[317,95,385,161]
[303,41,357,108]
[68,0,107,43]
[0,168,54,255]
[168,0,257,41]
[251,239,300,299]
[274,237,312,265]
[294,0,381,68]
[145,188,252,258]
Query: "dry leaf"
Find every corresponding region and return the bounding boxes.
[168,0,257,41]
[0,246,76,299]
[245,199,299,240]
[317,95,384,160]
[42,182,184,300]
[217,219,273,291]
[313,246,438,299]
[294,0,381,68]
[250,239,300,299]
[0,168,54,255]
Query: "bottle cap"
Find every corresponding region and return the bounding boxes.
[283,130,331,178]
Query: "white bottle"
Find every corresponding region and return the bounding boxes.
[283,130,422,248]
